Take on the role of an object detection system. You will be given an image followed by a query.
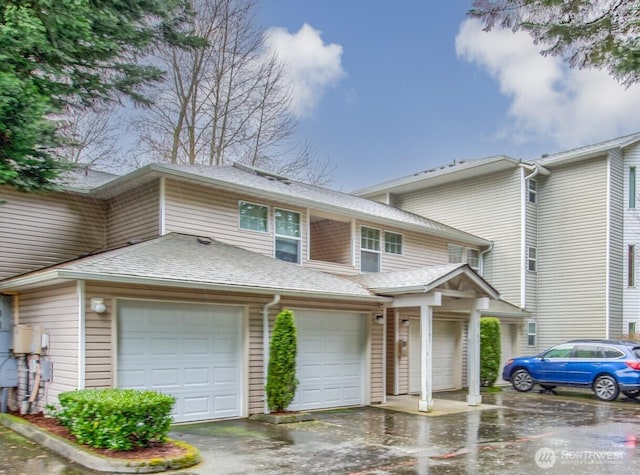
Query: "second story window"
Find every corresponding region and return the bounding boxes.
[448,244,480,270]
[275,209,301,263]
[361,226,380,272]
[527,247,537,272]
[466,249,479,270]
[384,231,403,255]
[528,179,537,204]
[448,244,463,264]
[629,244,636,287]
[239,201,268,232]
[630,167,637,209]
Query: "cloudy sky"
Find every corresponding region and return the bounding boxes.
[257,0,640,191]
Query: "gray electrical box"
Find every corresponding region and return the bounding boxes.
[0,332,18,387]
[0,295,12,332]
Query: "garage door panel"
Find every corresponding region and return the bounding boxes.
[289,311,365,411]
[118,300,243,422]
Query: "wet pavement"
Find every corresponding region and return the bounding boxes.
[1,388,639,474]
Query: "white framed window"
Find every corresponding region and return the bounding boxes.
[629,244,636,287]
[630,167,636,209]
[448,244,463,263]
[361,226,380,272]
[528,179,537,204]
[466,249,479,270]
[384,231,403,255]
[527,247,537,272]
[448,244,480,270]
[527,322,536,347]
[239,201,268,232]
[274,208,301,264]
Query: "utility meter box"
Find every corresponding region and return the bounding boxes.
[12,325,43,354]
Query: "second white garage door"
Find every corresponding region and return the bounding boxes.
[289,310,366,411]
[117,300,243,423]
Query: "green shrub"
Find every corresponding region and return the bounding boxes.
[53,389,175,451]
[480,317,501,387]
[266,309,298,412]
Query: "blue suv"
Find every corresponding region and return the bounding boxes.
[502,339,640,401]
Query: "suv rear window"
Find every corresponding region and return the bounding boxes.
[601,346,625,358]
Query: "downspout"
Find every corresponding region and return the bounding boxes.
[479,242,494,277]
[262,294,280,414]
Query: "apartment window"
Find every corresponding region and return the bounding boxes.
[448,244,463,264]
[629,244,636,287]
[275,209,301,263]
[630,167,637,209]
[448,244,480,270]
[384,231,403,255]
[527,322,537,346]
[361,226,380,272]
[239,201,268,232]
[629,322,637,336]
[528,179,537,204]
[527,247,537,272]
[466,249,480,270]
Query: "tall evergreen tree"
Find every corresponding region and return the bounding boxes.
[0,0,200,192]
[266,309,298,412]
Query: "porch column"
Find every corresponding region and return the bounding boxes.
[467,297,489,406]
[419,302,433,412]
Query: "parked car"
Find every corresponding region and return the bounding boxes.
[502,339,640,401]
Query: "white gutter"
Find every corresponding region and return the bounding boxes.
[77,281,86,390]
[262,294,280,414]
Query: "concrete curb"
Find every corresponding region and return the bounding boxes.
[0,413,201,473]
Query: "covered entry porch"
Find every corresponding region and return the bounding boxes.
[356,264,500,412]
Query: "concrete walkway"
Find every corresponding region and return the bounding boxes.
[378,394,503,416]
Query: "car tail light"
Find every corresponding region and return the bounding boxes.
[626,361,640,370]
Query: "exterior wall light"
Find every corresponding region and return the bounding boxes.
[401,319,410,328]
[374,314,385,325]
[90,298,107,314]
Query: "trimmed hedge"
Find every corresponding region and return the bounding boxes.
[52,389,175,451]
[266,309,298,412]
[480,317,501,387]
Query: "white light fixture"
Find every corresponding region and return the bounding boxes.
[401,319,410,328]
[90,298,107,314]
[374,314,385,325]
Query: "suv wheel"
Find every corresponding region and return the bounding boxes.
[593,375,619,401]
[622,389,640,399]
[512,368,534,392]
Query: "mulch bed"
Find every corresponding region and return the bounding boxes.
[11,412,187,460]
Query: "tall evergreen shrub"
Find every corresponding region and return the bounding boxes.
[480,317,501,387]
[266,309,298,412]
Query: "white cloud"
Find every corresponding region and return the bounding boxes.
[455,19,640,148]
[264,23,345,117]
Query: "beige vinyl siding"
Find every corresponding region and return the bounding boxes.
[164,179,310,260]
[84,283,383,415]
[396,169,522,303]
[17,283,79,409]
[0,187,106,279]
[537,157,609,347]
[355,221,451,273]
[106,179,160,248]
[309,219,352,265]
[386,316,396,394]
[607,150,624,338]
[369,313,384,402]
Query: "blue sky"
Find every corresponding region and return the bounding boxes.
[256,1,640,191]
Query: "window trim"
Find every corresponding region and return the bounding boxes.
[630,166,636,209]
[274,207,302,264]
[527,321,537,347]
[528,179,537,204]
[448,243,480,270]
[527,246,537,272]
[238,200,269,233]
[384,231,403,255]
[360,226,381,272]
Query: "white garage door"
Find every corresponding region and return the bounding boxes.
[409,320,460,392]
[117,300,243,423]
[290,310,365,411]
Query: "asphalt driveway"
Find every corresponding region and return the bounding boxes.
[1,388,639,474]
